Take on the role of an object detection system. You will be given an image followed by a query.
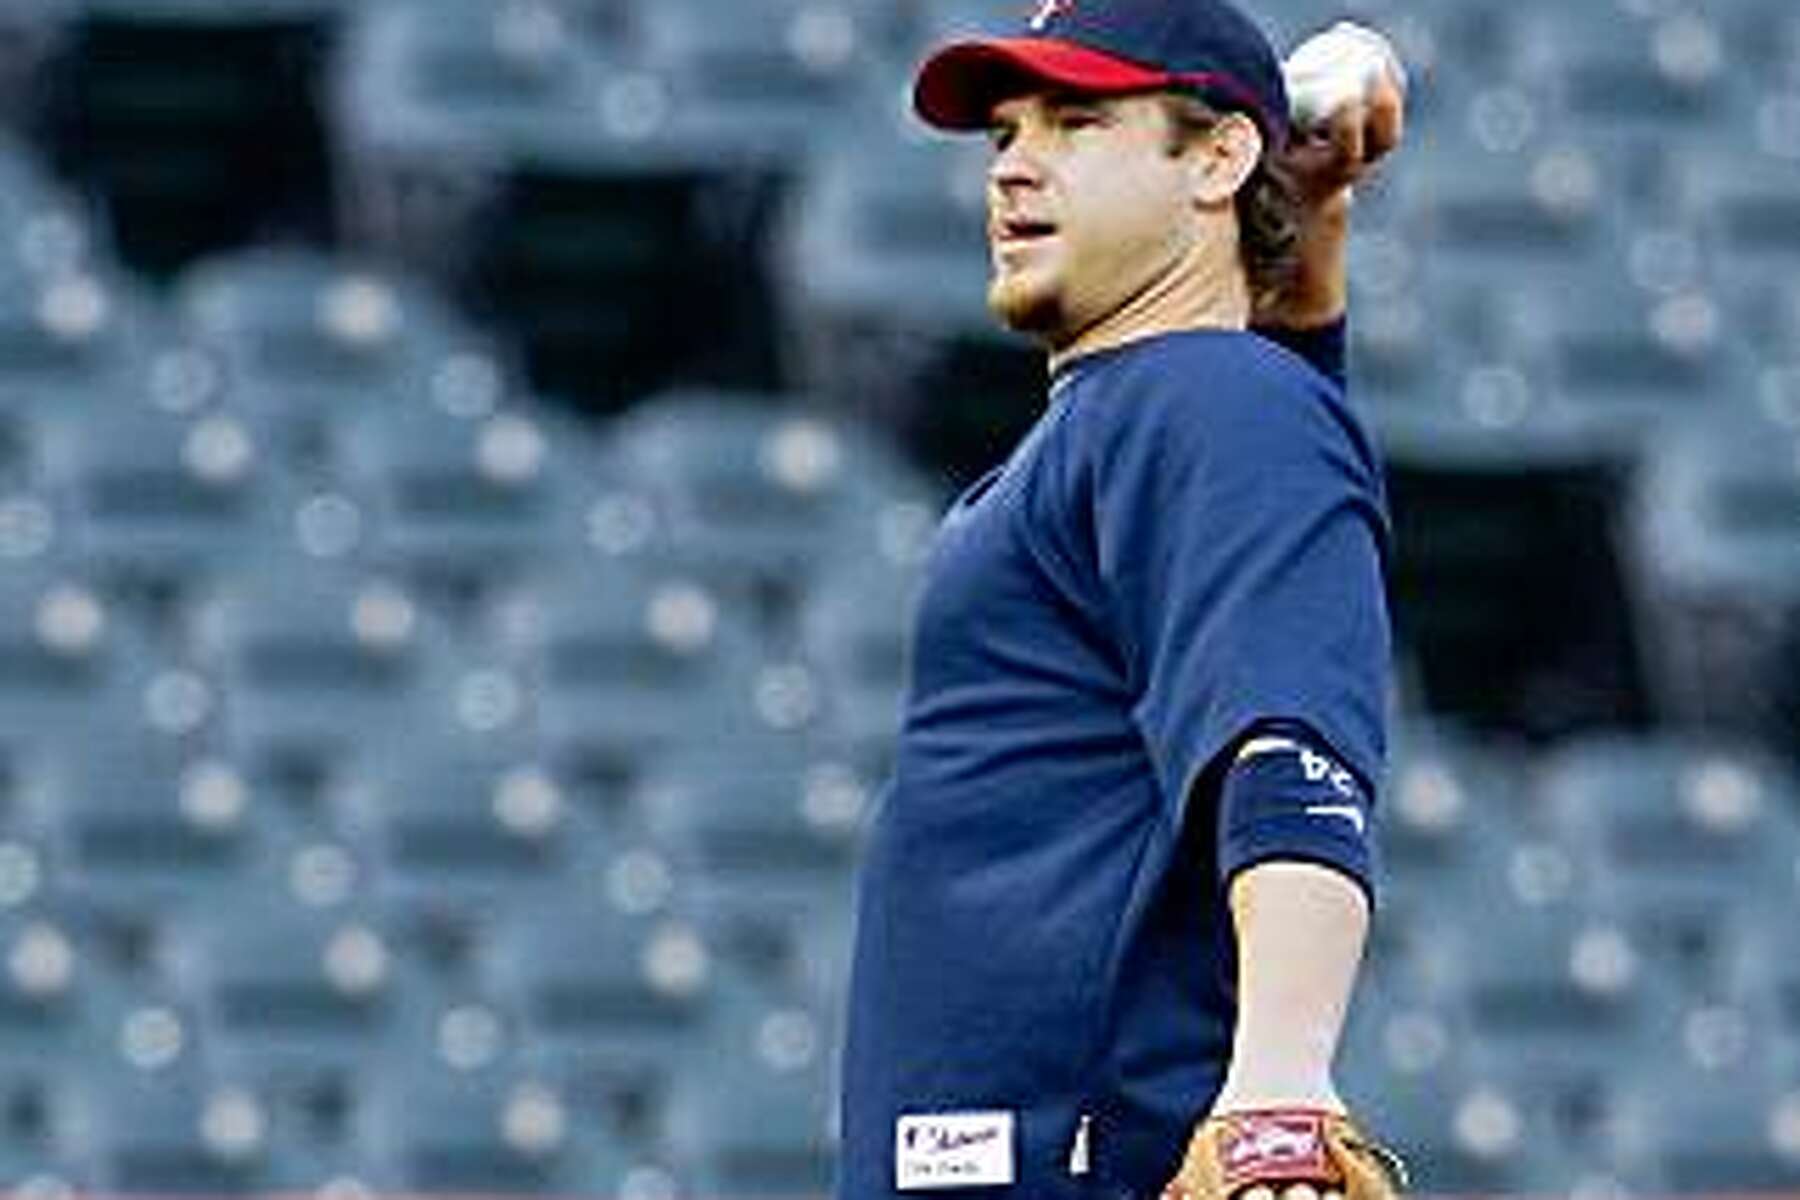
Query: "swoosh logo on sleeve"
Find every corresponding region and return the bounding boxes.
[1304,804,1366,835]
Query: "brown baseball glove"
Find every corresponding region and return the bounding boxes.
[1160,1108,1410,1200]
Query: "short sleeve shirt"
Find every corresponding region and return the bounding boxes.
[837,327,1392,1199]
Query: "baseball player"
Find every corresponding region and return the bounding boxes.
[836,1,1408,1198]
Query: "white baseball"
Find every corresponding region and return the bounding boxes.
[1283,21,1407,130]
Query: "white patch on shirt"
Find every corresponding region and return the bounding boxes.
[1068,1113,1092,1177]
[896,1111,1015,1190]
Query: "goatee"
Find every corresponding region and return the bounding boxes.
[987,275,1064,337]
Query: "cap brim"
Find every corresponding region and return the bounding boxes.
[913,37,1173,130]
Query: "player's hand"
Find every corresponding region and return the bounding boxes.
[1280,22,1408,205]
[1253,23,1408,330]
[1158,1107,1409,1200]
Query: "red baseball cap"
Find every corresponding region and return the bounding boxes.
[914,0,1290,147]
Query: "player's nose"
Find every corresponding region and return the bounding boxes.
[987,137,1046,193]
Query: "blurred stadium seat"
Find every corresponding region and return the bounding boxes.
[336,0,804,408]
[29,740,267,931]
[1383,437,1651,738]
[660,980,840,1196]
[477,890,715,1138]
[1534,734,1800,984]
[335,403,583,612]
[0,895,109,1188]
[1596,1028,1800,1193]
[484,563,784,785]
[1343,1041,1577,1196]
[32,0,340,276]
[1630,412,1800,758]
[173,247,503,467]
[185,559,460,789]
[71,1070,303,1193]
[0,269,162,445]
[1366,93,1657,738]
[798,553,927,773]
[330,747,587,974]
[1381,897,1678,1180]
[0,567,167,755]
[159,893,411,1135]
[354,1050,652,1193]
[38,405,288,616]
[634,753,864,983]
[608,391,938,632]
[635,0,872,158]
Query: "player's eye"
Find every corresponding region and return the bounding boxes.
[987,123,1016,152]
[1051,103,1105,130]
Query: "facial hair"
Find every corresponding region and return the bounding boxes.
[987,267,1066,337]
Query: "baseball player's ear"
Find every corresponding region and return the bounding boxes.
[1188,112,1262,206]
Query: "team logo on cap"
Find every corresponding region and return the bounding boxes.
[1028,0,1075,31]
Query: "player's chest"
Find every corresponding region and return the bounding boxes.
[910,418,1100,678]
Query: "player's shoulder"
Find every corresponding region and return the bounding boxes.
[1060,329,1371,473]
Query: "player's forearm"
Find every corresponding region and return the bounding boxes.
[1257,191,1351,331]
[1284,191,1352,327]
[1212,858,1368,1112]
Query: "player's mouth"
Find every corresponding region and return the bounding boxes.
[991,216,1058,246]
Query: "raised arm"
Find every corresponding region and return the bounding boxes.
[1252,25,1408,383]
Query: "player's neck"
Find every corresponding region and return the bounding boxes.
[1048,236,1251,375]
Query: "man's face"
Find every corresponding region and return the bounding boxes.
[984,91,1200,341]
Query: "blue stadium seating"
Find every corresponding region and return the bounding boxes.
[636,0,871,162]
[798,554,926,772]
[331,747,588,962]
[0,270,160,433]
[38,406,290,613]
[660,981,840,1196]
[71,1070,303,1193]
[29,740,270,928]
[635,753,863,984]
[0,899,113,1159]
[334,403,583,612]
[609,391,937,633]
[174,248,498,467]
[1596,1037,1800,1193]
[1629,414,1800,754]
[1344,1046,1576,1196]
[184,559,460,788]
[337,0,798,405]
[483,563,782,783]
[160,894,412,1122]
[0,568,167,754]
[35,0,342,276]
[353,1050,647,1193]
[476,890,717,1134]
[1714,906,1800,1068]
[1534,735,1800,985]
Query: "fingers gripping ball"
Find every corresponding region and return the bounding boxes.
[1161,1109,1409,1200]
[1282,22,1408,130]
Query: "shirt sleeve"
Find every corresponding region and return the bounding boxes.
[1089,342,1390,851]
[1251,318,1348,392]
[1217,719,1377,907]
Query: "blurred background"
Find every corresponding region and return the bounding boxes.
[0,0,1795,1195]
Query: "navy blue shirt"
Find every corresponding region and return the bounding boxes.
[838,324,1391,1199]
